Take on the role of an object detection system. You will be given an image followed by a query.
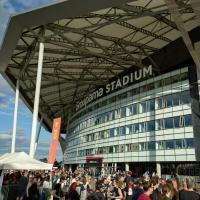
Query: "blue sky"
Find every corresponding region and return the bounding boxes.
[0,0,63,160]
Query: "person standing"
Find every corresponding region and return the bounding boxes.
[16,171,29,200]
[179,177,200,200]
[137,181,154,200]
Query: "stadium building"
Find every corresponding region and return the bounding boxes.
[1,0,200,175]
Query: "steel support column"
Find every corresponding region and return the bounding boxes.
[29,42,44,158]
[34,117,43,154]
[11,79,19,153]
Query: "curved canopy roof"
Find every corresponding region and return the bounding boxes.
[0,0,200,133]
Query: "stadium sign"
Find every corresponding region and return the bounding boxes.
[76,65,152,111]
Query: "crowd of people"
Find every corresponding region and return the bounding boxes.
[1,168,200,200]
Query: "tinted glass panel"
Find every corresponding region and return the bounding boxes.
[185,138,194,148]
[140,101,146,113]
[148,141,156,150]
[174,116,180,128]
[164,118,173,129]
[132,104,138,115]
[175,139,182,149]
[181,90,191,104]
[185,115,192,126]
[172,93,180,106]
[166,140,174,149]
[146,120,155,132]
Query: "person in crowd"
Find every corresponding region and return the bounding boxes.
[179,177,200,200]
[133,179,144,200]
[124,171,134,187]
[52,176,65,200]
[124,179,134,200]
[28,177,40,200]
[16,171,29,200]
[138,181,154,200]
[160,183,174,200]
[80,176,92,200]
[67,182,80,200]
[87,183,106,200]
[42,175,52,200]
[151,177,161,200]
[108,179,123,200]
[101,176,110,200]
[75,176,85,197]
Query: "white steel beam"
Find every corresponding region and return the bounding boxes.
[11,79,19,153]
[29,42,44,158]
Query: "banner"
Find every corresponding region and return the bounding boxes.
[48,117,61,164]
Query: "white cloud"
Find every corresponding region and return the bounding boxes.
[0,133,11,140]
[14,0,56,9]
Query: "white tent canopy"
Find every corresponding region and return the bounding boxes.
[0,152,53,170]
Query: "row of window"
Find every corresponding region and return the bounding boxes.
[71,71,188,122]
[67,115,192,147]
[65,138,194,158]
[69,90,191,135]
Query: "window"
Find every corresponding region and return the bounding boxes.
[165,140,174,149]
[119,126,126,135]
[185,138,194,148]
[174,116,180,128]
[157,141,165,150]
[155,80,163,88]
[156,119,164,130]
[180,72,188,81]
[109,128,115,137]
[120,92,127,100]
[140,101,147,113]
[171,74,180,84]
[140,85,147,93]
[184,115,192,126]
[98,147,103,154]
[147,82,154,91]
[139,122,146,132]
[109,146,113,153]
[114,145,119,153]
[164,77,171,86]
[175,139,182,149]
[164,95,173,108]
[156,97,163,109]
[120,107,126,118]
[164,117,173,129]
[181,90,191,104]
[127,106,133,116]
[133,123,139,133]
[146,120,155,132]
[172,93,180,106]
[132,88,139,96]
[94,132,99,140]
[147,99,155,112]
[127,125,132,134]
[148,141,156,150]
[109,111,115,121]
[132,104,138,115]
[115,109,120,119]
[119,145,125,153]
[132,143,139,151]
[140,142,147,151]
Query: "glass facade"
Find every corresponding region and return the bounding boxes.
[64,67,196,164]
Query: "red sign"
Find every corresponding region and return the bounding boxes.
[48,117,61,164]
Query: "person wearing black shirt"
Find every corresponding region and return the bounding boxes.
[87,183,106,200]
[52,176,65,200]
[179,177,200,200]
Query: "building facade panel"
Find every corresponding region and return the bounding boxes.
[64,66,198,173]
